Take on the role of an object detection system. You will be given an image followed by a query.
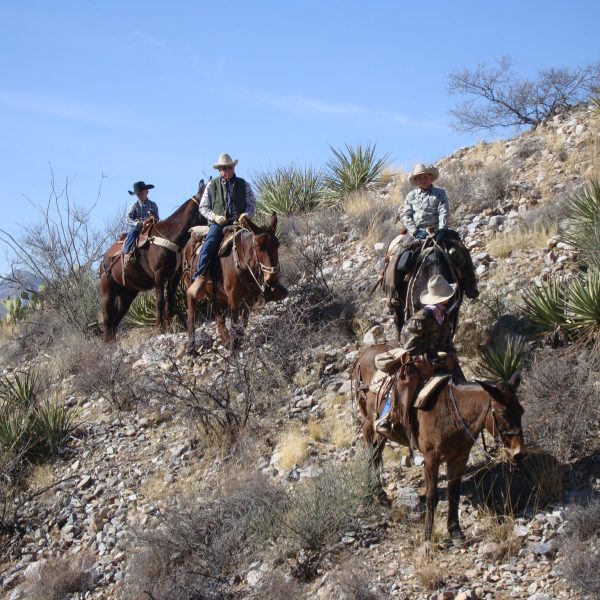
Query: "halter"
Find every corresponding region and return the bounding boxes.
[235,232,280,293]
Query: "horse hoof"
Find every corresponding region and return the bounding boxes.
[450,528,466,546]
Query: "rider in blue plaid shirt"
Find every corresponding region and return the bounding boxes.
[123,181,159,258]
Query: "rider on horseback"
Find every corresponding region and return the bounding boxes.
[124,181,159,263]
[375,274,464,435]
[188,153,256,298]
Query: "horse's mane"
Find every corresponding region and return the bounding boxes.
[163,197,194,220]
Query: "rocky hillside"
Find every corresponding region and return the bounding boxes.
[1,104,599,600]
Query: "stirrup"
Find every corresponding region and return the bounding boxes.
[374,415,392,435]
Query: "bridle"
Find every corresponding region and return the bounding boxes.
[236,232,280,293]
[449,385,522,454]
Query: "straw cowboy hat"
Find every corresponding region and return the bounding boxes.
[420,274,457,305]
[213,153,239,170]
[408,163,440,187]
[128,181,155,195]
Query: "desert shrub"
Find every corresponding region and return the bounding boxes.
[441,160,510,214]
[255,164,328,218]
[324,143,391,201]
[564,178,600,270]
[475,334,528,380]
[125,471,283,599]
[20,553,96,600]
[521,346,600,460]
[560,500,600,596]
[257,572,302,599]
[522,278,569,334]
[55,332,144,409]
[282,459,373,551]
[328,557,384,600]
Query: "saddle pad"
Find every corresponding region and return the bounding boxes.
[374,347,408,373]
[189,225,210,238]
[368,369,390,394]
[218,229,244,257]
[414,374,452,409]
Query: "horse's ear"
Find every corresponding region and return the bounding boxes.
[240,214,263,235]
[508,372,521,392]
[268,212,277,233]
[477,380,506,405]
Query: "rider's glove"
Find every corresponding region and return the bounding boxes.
[414,229,427,240]
[239,212,249,222]
[213,214,227,227]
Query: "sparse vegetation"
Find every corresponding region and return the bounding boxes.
[124,286,188,328]
[475,334,527,380]
[564,178,600,270]
[277,427,309,470]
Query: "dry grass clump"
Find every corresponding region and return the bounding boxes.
[344,191,399,245]
[413,554,445,590]
[560,500,600,596]
[22,553,97,599]
[277,427,309,470]
[329,556,384,599]
[257,572,302,599]
[487,222,557,258]
[479,510,524,559]
[521,346,600,461]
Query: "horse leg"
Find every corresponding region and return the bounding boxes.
[423,456,440,541]
[165,271,181,327]
[362,416,388,505]
[100,280,118,342]
[216,308,231,348]
[155,284,166,331]
[447,454,469,543]
[114,289,138,331]
[186,291,197,355]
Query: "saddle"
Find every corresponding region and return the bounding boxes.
[188,225,245,257]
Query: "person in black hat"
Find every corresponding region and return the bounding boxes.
[123,181,160,258]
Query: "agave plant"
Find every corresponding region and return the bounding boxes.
[254,164,327,219]
[324,143,392,202]
[564,271,600,343]
[475,335,528,381]
[563,179,600,270]
[124,287,188,328]
[0,370,38,408]
[522,278,568,333]
[30,400,78,457]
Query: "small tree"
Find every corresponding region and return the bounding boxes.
[0,171,109,332]
[448,56,600,132]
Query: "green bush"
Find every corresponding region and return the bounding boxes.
[565,271,600,343]
[124,286,187,328]
[324,143,391,201]
[0,370,76,458]
[522,278,568,333]
[475,335,527,380]
[564,179,600,270]
[254,164,328,218]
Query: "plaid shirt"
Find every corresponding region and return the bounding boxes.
[199,177,256,223]
[127,199,159,226]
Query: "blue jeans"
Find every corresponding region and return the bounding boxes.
[192,223,224,281]
[123,224,140,254]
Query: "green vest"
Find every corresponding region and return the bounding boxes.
[211,176,247,222]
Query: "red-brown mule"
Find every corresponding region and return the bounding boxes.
[353,343,526,543]
[183,212,282,353]
[99,186,206,341]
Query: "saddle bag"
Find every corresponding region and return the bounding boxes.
[395,250,417,276]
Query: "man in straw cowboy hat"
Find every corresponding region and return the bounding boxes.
[188,153,256,296]
[375,274,464,435]
[123,181,160,261]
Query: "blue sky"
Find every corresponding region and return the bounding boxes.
[1,0,599,272]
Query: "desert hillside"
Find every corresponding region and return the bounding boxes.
[1,103,600,600]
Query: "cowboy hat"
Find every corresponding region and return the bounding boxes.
[420,274,457,305]
[213,153,239,170]
[408,163,439,187]
[129,181,155,195]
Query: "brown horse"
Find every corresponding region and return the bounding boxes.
[99,188,206,341]
[184,212,283,352]
[353,343,526,542]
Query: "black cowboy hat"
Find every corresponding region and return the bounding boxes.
[128,181,155,195]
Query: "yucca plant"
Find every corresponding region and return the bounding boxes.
[254,164,328,218]
[0,406,33,453]
[0,370,38,408]
[30,400,78,457]
[522,279,568,333]
[564,179,600,270]
[565,271,600,343]
[124,287,187,328]
[324,143,391,202]
[475,335,528,381]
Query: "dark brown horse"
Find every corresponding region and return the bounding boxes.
[99,188,205,341]
[353,343,525,542]
[184,212,283,352]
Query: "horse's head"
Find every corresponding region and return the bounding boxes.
[479,373,526,461]
[243,212,281,286]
